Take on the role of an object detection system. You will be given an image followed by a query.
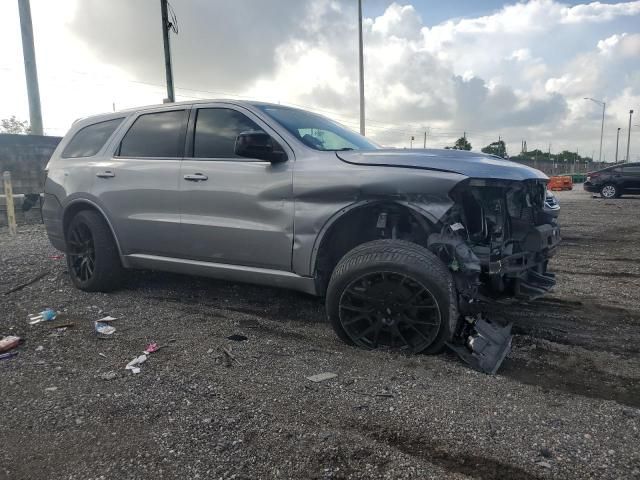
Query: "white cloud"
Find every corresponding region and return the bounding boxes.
[0,0,638,160]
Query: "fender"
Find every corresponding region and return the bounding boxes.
[62,197,125,259]
[308,198,444,277]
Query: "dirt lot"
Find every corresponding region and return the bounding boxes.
[1,187,639,480]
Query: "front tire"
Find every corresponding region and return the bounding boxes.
[326,240,458,354]
[65,210,124,292]
[600,183,619,199]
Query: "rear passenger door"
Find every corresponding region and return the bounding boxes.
[178,104,294,270]
[92,107,188,257]
[621,165,640,192]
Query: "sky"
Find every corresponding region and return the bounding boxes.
[1,0,639,161]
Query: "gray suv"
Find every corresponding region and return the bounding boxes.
[43,100,560,372]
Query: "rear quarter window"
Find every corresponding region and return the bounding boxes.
[61,118,124,158]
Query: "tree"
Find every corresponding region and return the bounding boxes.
[1,116,31,134]
[481,140,507,158]
[452,136,472,150]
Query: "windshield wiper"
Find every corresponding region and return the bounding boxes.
[330,147,355,151]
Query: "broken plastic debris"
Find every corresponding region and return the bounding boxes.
[49,254,64,260]
[125,354,147,374]
[95,321,116,335]
[447,315,512,375]
[98,315,117,322]
[0,335,22,353]
[0,351,19,361]
[306,372,338,382]
[144,343,159,354]
[226,334,248,342]
[28,309,57,324]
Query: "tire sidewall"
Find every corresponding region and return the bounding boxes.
[326,245,456,354]
[65,210,122,292]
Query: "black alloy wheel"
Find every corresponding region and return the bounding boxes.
[65,210,124,292]
[339,271,442,352]
[67,222,96,282]
[326,240,457,354]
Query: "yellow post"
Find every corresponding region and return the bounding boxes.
[3,171,17,235]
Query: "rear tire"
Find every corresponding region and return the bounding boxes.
[326,240,458,354]
[65,210,123,292]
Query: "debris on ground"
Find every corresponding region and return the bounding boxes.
[226,334,248,341]
[0,351,19,360]
[222,346,242,366]
[447,315,512,375]
[28,308,57,324]
[100,371,117,381]
[0,335,22,353]
[125,354,147,374]
[98,315,117,322]
[124,342,160,373]
[94,321,116,336]
[3,270,49,295]
[306,372,338,383]
[49,254,64,260]
[49,321,75,329]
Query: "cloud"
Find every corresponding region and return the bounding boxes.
[1,0,639,160]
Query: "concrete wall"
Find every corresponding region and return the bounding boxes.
[0,134,62,226]
[0,133,61,194]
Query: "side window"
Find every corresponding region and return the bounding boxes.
[62,118,123,158]
[119,110,187,158]
[193,108,265,158]
[298,128,358,150]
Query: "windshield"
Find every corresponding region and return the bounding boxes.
[255,105,379,151]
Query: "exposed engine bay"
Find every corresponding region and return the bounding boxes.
[428,178,561,373]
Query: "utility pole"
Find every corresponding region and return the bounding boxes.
[626,110,633,162]
[615,127,621,163]
[358,0,365,136]
[410,135,414,149]
[423,130,427,149]
[160,0,175,103]
[584,97,605,162]
[17,0,43,135]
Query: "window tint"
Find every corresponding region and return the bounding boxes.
[623,165,640,173]
[62,118,123,158]
[194,108,264,158]
[119,110,187,158]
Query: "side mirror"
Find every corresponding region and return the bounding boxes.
[234,131,287,163]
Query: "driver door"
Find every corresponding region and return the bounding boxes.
[178,104,294,270]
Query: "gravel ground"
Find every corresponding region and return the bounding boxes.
[1,187,639,480]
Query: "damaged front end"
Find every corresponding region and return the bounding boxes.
[428,178,561,373]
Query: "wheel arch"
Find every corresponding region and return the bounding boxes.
[310,200,439,296]
[62,199,124,257]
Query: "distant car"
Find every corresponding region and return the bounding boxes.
[583,162,640,198]
[42,99,561,373]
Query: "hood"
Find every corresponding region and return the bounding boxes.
[336,149,548,181]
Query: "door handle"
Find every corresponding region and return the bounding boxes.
[183,173,208,182]
[96,171,115,178]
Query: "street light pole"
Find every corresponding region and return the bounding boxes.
[626,110,633,162]
[584,97,605,162]
[615,127,621,163]
[358,0,365,136]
